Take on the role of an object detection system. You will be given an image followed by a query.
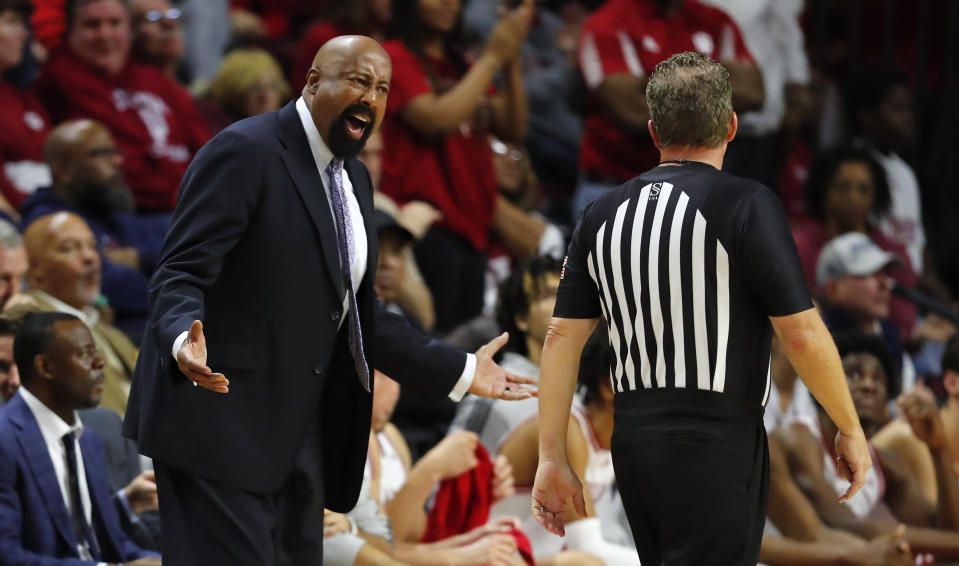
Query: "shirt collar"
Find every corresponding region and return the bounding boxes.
[295,96,337,172]
[18,387,84,445]
[31,290,100,328]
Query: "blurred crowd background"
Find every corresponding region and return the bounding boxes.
[0,0,958,565]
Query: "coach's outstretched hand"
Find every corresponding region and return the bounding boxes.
[469,332,538,401]
[834,427,871,502]
[531,459,588,536]
[176,320,230,394]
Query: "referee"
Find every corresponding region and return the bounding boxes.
[531,52,871,566]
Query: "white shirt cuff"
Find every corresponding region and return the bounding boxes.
[172,330,189,359]
[448,354,476,402]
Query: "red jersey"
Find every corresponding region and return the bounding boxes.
[0,84,51,210]
[577,0,753,182]
[379,41,497,252]
[36,48,210,212]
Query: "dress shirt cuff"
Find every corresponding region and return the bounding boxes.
[448,354,476,402]
[115,488,139,524]
[172,330,189,359]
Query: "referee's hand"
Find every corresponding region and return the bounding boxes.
[531,459,588,537]
[834,427,871,502]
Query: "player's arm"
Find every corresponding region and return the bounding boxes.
[778,422,889,539]
[879,447,940,529]
[896,387,959,531]
[768,430,838,542]
[593,74,651,135]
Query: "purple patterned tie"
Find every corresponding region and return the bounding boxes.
[326,159,371,392]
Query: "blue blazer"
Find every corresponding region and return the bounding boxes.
[0,393,159,565]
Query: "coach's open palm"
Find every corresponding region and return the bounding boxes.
[176,320,230,393]
[834,427,871,502]
[531,459,587,537]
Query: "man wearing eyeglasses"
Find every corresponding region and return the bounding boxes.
[129,0,184,81]
[35,0,210,214]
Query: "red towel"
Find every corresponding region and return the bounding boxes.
[421,444,535,564]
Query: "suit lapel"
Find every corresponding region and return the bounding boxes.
[275,102,345,300]
[8,395,80,552]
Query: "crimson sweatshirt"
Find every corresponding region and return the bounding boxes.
[0,83,51,210]
[36,47,210,212]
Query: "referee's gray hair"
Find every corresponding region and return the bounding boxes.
[0,220,22,249]
[646,51,732,149]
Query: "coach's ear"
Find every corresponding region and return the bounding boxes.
[726,111,738,143]
[648,120,661,151]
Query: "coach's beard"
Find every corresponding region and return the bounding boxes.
[328,104,375,159]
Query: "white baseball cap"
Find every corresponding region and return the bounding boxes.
[816,232,900,286]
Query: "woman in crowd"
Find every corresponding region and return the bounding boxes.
[379,0,532,333]
[0,0,50,215]
[199,47,289,134]
[792,145,918,339]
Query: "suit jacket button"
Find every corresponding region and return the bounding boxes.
[313,365,325,375]
[330,311,341,321]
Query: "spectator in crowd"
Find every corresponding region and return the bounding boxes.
[295,0,392,91]
[845,65,952,302]
[776,332,959,561]
[0,0,51,214]
[365,370,527,565]
[0,316,18,403]
[198,47,290,134]
[128,0,185,81]
[21,212,138,416]
[572,0,763,216]
[701,0,811,189]
[176,0,230,84]
[373,208,435,332]
[451,261,635,563]
[792,145,918,340]
[35,0,210,212]
[462,0,586,191]
[21,119,170,340]
[490,138,565,262]
[817,232,916,393]
[873,333,959,506]
[0,311,160,565]
[0,219,27,309]
[380,0,533,333]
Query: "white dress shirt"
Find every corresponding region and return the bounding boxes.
[18,387,98,561]
[174,97,475,401]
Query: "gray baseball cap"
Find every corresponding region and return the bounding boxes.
[816,232,900,286]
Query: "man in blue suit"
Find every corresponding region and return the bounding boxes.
[0,311,160,565]
[122,35,534,565]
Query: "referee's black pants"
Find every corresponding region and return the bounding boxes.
[611,389,768,566]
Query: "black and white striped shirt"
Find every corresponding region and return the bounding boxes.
[555,162,811,408]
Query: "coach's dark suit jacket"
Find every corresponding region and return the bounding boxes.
[123,101,465,511]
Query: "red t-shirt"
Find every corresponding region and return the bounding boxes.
[35,48,211,212]
[379,40,497,252]
[577,0,753,183]
[792,222,917,340]
[0,84,51,209]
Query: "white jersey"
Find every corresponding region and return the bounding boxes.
[789,413,886,518]
[360,431,407,505]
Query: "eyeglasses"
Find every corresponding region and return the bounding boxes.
[490,139,523,161]
[143,8,182,23]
